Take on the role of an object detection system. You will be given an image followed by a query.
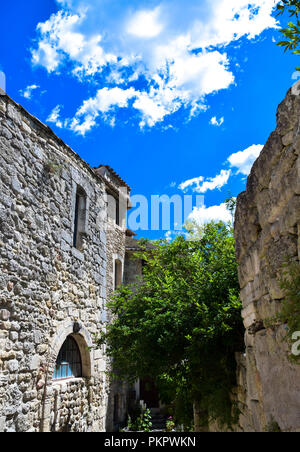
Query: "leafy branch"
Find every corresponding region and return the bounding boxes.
[276,0,300,70]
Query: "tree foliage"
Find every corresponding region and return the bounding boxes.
[277,1,300,70]
[98,222,244,429]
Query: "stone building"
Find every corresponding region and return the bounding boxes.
[0,89,133,432]
[234,81,300,432]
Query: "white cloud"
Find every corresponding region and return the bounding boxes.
[210,116,224,126]
[70,87,136,134]
[179,176,204,192]
[179,144,262,193]
[47,105,63,128]
[19,84,40,99]
[133,91,171,128]
[188,202,232,225]
[227,144,263,175]
[197,170,231,193]
[179,169,231,193]
[189,0,279,49]
[165,229,184,242]
[127,7,164,38]
[32,10,117,76]
[165,230,174,242]
[0,71,6,92]
[32,41,62,73]
[31,0,279,131]
[292,71,300,80]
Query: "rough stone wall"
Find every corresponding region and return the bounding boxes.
[124,237,143,286]
[104,215,129,432]
[93,167,130,431]
[106,226,126,304]
[0,92,109,432]
[234,82,300,432]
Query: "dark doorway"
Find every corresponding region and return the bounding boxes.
[140,378,159,408]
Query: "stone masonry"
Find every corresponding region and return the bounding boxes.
[0,89,132,432]
[234,82,300,432]
[94,165,132,432]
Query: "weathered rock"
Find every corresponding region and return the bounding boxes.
[234,82,300,432]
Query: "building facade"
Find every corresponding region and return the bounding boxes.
[0,90,134,432]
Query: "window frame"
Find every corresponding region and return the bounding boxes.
[114,259,123,290]
[52,335,83,381]
[73,185,87,250]
[107,189,121,227]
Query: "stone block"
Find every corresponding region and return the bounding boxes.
[282,130,294,147]
[0,416,5,432]
[0,309,10,321]
[7,104,22,126]
[23,390,37,403]
[242,302,258,329]
[29,355,40,371]
[7,360,19,372]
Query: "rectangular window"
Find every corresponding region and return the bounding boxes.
[107,191,121,227]
[115,196,120,226]
[73,192,80,248]
[73,186,87,250]
[114,260,122,289]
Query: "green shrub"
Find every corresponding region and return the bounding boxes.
[127,407,153,432]
[265,417,281,432]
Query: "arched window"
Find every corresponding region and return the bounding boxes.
[52,336,82,380]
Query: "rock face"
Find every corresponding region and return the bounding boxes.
[234,82,300,432]
[0,92,132,432]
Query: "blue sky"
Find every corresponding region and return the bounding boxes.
[0,0,299,239]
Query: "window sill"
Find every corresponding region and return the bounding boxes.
[72,247,85,262]
[111,224,125,233]
[52,377,85,387]
[107,218,125,233]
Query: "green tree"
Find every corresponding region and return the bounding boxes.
[277,1,300,70]
[98,222,244,431]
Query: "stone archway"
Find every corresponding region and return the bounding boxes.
[40,320,94,432]
[50,321,94,379]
